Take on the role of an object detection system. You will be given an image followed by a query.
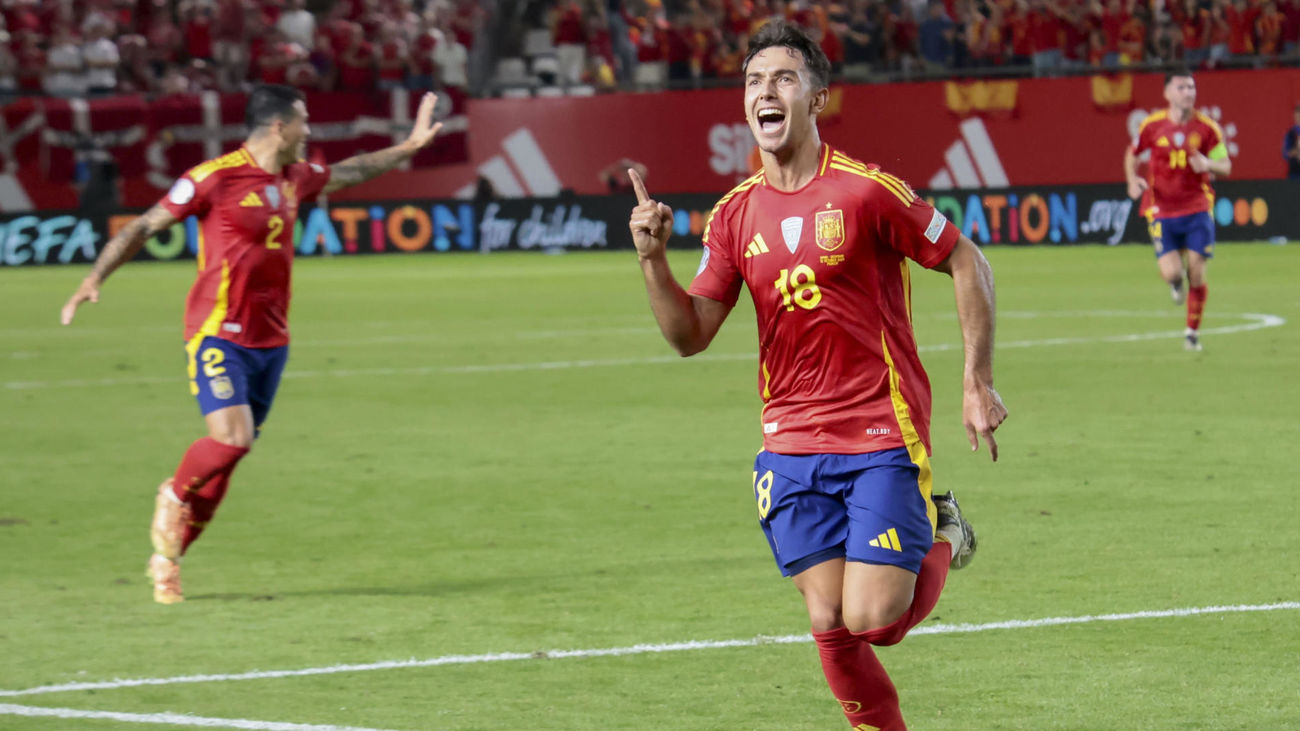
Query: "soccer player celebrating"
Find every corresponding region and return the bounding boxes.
[1124,70,1231,351]
[60,84,444,604]
[627,21,1006,730]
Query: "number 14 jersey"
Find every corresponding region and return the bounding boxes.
[689,145,959,456]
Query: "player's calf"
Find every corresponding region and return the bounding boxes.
[150,478,190,560]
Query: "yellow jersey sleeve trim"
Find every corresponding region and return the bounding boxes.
[189,150,250,184]
[703,173,763,245]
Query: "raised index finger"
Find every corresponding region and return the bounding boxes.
[628,168,650,205]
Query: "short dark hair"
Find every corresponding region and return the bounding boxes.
[1164,69,1194,85]
[743,20,831,90]
[246,84,305,130]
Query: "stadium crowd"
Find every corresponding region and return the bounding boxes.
[533,0,1300,89]
[0,0,1297,99]
[0,0,479,97]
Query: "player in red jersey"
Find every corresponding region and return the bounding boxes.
[1124,70,1231,351]
[60,84,445,603]
[628,21,1006,730]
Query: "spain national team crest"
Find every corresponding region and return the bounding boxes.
[264,185,281,209]
[815,209,845,252]
[1189,132,1201,149]
[210,375,234,400]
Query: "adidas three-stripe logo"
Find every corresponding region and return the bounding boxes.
[868,528,902,552]
[743,233,770,258]
[239,191,264,207]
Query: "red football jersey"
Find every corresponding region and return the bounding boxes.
[159,147,331,349]
[1131,110,1225,219]
[689,145,960,456]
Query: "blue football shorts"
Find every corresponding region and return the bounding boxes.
[186,335,289,428]
[752,447,937,577]
[1149,211,1215,259]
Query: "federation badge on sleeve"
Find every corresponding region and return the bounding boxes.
[168,178,196,205]
[923,209,948,244]
[814,209,845,252]
[696,247,710,275]
[210,376,235,400]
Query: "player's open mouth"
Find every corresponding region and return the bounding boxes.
[756,108,786,134]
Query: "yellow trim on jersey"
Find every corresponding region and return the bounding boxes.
[1137,110,1169,135]
[880,332,938,533]
[900,260,912,325]
[702,171,764,246]
[185,260,232,395]
[196,227,206,272]
[818,145,832,176]
[831,153,917,206]
[761,360,772,401]
[188,148,251,184]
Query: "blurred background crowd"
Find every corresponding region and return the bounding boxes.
[1,0,1296,100]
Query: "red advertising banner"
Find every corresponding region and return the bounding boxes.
[336,68,1300,203]
[0,87,469,210]
[2,68,1295,211]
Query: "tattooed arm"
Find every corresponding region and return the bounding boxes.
[60,204,178,325]
[322,91,444,194]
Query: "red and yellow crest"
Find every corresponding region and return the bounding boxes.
[815,208,845,251]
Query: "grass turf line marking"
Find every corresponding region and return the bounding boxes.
[0,704,395,730]
[2,602,1295,699]
[1,313,1286,391]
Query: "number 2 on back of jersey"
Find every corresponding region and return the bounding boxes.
[266,215,284,250]
[774,265,822,311]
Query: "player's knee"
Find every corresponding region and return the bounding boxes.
[842,594,910,637]
[798,591,844,633]
[209,429,254,449]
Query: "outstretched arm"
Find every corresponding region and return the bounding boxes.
[61,204,178,325]
[323,92,444,194]
[934,235,1007,461]
[627,168,732,356]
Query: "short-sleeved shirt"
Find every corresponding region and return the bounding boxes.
[689,144,960,456]
[1131,110,1226,219]
[159,147,331,349]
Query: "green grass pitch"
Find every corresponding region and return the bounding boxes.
[1,242,1297,730]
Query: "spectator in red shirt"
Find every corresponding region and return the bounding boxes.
[182,1,215,62]
[407,10,439,90]
[308,27,337,89]
[1257,0,1284,57]
[1180,0,1210,66]
[1004,0,1033,65]
[1028,0,1065,74]
[146,11,183,81]
[13,30,44,93]
[335,20,374,90]
[1116,9,1146,63]
[117,31,155,93]
[254,27,294,84]
[1225,0,1258,56]
[553,0,587,85]
[214,0,248,89]
[665,10,694,82]
[375,20,407,90]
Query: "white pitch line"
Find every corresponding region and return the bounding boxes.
[2,602,1295,700]
[1,313,1286,392]
[0,704,396,731]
